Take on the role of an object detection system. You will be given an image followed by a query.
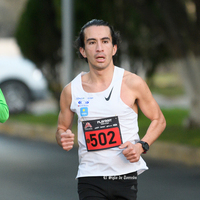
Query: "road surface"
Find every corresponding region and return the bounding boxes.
[0,134,199,200]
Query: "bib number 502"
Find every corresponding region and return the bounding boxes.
[90,131,116,147]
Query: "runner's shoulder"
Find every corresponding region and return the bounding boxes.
[123,70,146,90]
[60,83,72,103]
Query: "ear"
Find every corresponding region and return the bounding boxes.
[79,47,87,58]
[112,44,117,56]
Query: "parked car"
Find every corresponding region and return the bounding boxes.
[0,56,48,113]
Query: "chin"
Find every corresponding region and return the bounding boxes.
[96,62,112,69]
[93,65,108,70]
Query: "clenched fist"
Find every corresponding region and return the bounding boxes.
[60,129,75,151]
[119,141,143,163]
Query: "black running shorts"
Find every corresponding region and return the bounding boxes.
[78,172,138,200]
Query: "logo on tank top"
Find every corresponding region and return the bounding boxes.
[76,97,93,117]
[80,107,88,116]
[76,97,93,107]
[105,87,114,101]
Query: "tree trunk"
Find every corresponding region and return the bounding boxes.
[177,55,200,128]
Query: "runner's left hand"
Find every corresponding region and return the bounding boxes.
[119,141,143,163]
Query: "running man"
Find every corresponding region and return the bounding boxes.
[56,19,166,200]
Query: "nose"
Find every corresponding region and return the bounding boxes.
[96,41,103,52]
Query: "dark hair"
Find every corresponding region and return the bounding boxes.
[74,19,121,62]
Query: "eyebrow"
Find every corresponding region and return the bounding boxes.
[86,37,111,43]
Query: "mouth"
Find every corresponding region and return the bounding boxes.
[95,55,106,62]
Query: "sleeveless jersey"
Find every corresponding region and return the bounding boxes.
[70,66,148,178]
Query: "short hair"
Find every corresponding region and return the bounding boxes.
[74,19,121,62]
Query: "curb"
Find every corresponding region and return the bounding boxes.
[1,121,200,166]
[0,121,56,143]
[143,142,200,166]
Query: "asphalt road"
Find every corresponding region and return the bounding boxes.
[0,134,199,200]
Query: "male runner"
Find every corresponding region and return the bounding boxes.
[0,89,9,123]
[56,19,166,200]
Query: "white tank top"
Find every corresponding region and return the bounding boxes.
[70,66,148,178]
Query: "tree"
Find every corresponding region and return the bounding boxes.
[16,0,200,127]
[126,0,200,128]
[15,0,62,100]
[16,0,168,99]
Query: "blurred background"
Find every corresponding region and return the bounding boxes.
[0,0,200,199]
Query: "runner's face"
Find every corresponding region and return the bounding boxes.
[80,26,117,70]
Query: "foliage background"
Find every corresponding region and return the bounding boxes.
[15,0,200,128]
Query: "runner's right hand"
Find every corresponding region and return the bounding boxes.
[60,129,75,151]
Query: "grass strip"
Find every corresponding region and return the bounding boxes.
[9,108,200,147]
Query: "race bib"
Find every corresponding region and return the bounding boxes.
[82,116,122,151]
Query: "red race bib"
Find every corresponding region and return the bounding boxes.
[82,116,123,151]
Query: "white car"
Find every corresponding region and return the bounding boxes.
[0,56,48,113]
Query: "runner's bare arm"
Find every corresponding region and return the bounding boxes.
[135,75,166,146]
[56,83,75,151]
[119,73,166,162]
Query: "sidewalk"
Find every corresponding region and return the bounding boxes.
[1,119,200,167]
[153,94,190,109]
[0,120,56,143]
[1,95,200,166]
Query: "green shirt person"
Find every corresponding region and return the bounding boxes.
[0,89,9,123]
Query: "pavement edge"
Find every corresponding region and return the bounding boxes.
[1,121,200,166]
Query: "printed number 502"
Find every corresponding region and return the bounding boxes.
[89,131,116,147]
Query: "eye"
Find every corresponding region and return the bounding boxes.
[89,41,95,45]
[103,40,109,44]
